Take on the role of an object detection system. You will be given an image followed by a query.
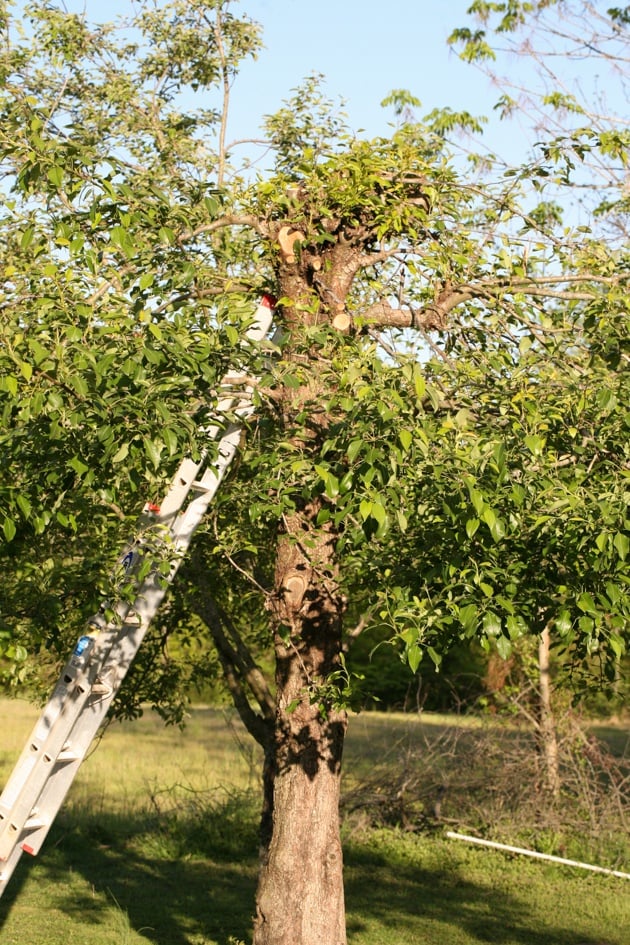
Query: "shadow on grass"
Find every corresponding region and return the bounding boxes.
[1,799,260,945]
[344,838,621,945]
[1,801,624,945]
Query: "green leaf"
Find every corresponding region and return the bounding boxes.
[325,473,339,499]
[144,437,163,469]
[577,592,598,615]
[489,516,506,542]
[482,611,502,637]
[605,582,621,606]
[596,532,609,552]
[4,375,18,397]
[3,519,17,542]
[407,645,422,674]
[524,434,545,455]
[163,428,178,456]
[482,507,496,529]
[495,636,512,660]
[596,388,617,412]
[110,225,134,255]
[148,322,163,341]
[347,440,362,463]
[399,429,413,451]
[608,633,625,659]
[506,615,525,639]
[481,506,506,541]
[427,646,442,670]
[468,487,484,515]
[47,165,63,187]
[111,443,130,464]
[466,517,480,538]
[371,501,387,526]
[359,500,372,521]
[556,610,572,636]
[613,532,629,561]
[158,226,176,245]
[414,370,426,400]
[459,603,478,634]
[69,456,90,476]
[14,493,30,521]
[20,225,35,250]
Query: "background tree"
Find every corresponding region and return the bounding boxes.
[0,2,628,943]
[448,0,630,789]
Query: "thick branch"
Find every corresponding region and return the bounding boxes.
[178,213,269,245]
[362,285,474,331]
[186,556,274,748]
[363,272,630,330]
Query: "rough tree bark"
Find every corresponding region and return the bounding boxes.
[186,503,347,945]
[251,225,357,945]
[253,505,347,945]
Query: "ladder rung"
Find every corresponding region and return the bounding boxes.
[57,748,80,763]
[191,480,214,493]
[24,814,49,831]
[123,612,141,627]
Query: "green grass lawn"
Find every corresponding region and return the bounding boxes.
[0,699,627,945]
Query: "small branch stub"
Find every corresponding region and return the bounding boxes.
[278,225,305,264]
[332,311,352,332]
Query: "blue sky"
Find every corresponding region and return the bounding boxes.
[224,0,494,138]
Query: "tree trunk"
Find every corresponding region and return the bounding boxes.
[253,506,347,945]
[250,226,361,944]
[538,624,560,796]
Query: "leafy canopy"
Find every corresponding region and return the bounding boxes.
[0,0,628,711]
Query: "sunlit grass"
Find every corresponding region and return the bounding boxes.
[0,698,627,945]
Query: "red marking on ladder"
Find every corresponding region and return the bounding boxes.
[147,503,161,514]
[21,844,35,856]
[261,294,277,309]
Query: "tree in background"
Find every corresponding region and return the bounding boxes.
[449,0,630,791]
[0,2,628,943]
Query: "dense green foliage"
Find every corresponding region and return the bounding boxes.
[0,0,628,719]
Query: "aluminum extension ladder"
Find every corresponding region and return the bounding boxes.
[0,295,276,899]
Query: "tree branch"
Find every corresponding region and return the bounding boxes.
[361,272,630,330]
[214,8,230,189]
[185,553,274,749]
[178,213,269,244]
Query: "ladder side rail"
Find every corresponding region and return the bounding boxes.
[0,417,254,865]
[0,451,208,845]
[0,444,217,839]
[0,447,213,860]
[0,621,134,860]
[0,623,122,820]
[0,449,212,799]
[0,295,276,889]
[0,837,27,899]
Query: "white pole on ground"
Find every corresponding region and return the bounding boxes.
[446,831,630,880]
